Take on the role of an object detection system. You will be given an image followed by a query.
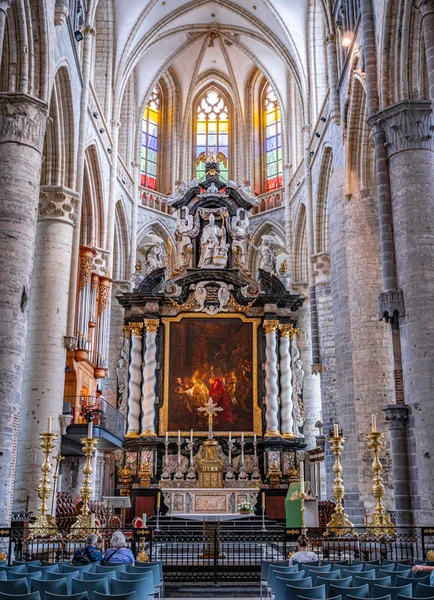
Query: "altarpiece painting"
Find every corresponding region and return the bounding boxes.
[160,313,261,436]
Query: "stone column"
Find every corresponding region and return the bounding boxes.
[0,0,11,66]
[416,1,434,105]
[373,101,434,524]
[140,319,159,437]
[382,405,413,527]
[0,93,48,525]
[13,186,78,512]
[125,322,143,439]
[325,34,340,123]
[263,320,280,437]
[279,324,294,438]
[311,252,338,496]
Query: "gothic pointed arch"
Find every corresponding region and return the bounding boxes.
[80,144,106,248]
[293,202,308,283]
[113,197,130,281]
[315,146,333,254]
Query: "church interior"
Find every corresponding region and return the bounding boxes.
[1,0,434,598]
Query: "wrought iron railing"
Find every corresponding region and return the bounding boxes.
[1,525,433,582]
[63,395,126,439]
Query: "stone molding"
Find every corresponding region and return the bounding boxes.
[382,404,409,430]
[0,93,48,151]
[291,281,309,297]
[54,1,69,25]
[38,186,79,226]
[415,0,434,18]
[0,0,12,14]
[378,289,405,323]
[369,101,434,158]
[112,280,130,296]
[311,252,331,285]
[64,335,78,350]
[92,248,110,276]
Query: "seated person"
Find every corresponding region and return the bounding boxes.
[412,563,434,585]
[73,533,103,563]
[103,531,135,565]
[289,534,318,566]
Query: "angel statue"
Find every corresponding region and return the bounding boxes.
[174,207,194,269]
[131,259,143,288]
[291,344,305,438]
[138,235,168,275]
[167,178,198,206]
[252,235,288,276]
[196,150,228,174]
[230,209,250,268]
[227,179,260,207]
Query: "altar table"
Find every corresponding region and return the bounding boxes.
[161,487,259,516]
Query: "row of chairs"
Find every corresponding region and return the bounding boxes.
[261,559,434,600]
[0,559,163,600]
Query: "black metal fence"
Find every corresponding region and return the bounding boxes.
[2,526,434,583]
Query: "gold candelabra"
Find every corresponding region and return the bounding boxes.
[365,431,396,538]
[50,451,64,517]
[325,433,356,538]
[70,436,98,536]
[28,431,59,539]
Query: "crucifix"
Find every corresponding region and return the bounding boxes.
[198,397,223,439]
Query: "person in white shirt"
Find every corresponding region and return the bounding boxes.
[289,535,318,566]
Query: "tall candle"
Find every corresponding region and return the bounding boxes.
[241,432,244,442]
[262,492,265,508]
[165,432,168,442]
[333,423,339,438]
[177,430,180,442]
[142,513,147,526]
[254,433,257,444]
[300,459,305,491]
[87,420,93,439]
[190,428,193,443]
[156,491,161,508]
[47,416,52,434]
[371,414,377,433]
[229,431,232,442]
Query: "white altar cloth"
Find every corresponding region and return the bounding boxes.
[161,487,259,516]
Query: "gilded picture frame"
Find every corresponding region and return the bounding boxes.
[159,312,261,437]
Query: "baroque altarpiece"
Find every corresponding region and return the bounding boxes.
[116,158,307,519]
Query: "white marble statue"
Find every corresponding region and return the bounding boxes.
[131,259,143,288]
[231,209,250,268]
[116,337,130,418]
[167,178,198,205]
[174,207,194,268]
[291,343,305,438]
[254,238,278,275]
[227,179,260,206]
[198,213,229,268]
[139,239,166,275]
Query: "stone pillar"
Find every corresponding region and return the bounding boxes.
[263,320,280,437]
[13,186,78,513]
[125,322,143,439]
[373,101,434,523]
[279,324,294,438]
[140,319,159,437]
[0,0,11,66]
[325,34,340,123]
[311,252,338,496]
[382,405,413,527]
[416,1,434,105]
[0,93,48,525]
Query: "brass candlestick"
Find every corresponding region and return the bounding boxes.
[28,431,59,539]
[136,534,149,562]
[70,437,98,536]
[325,434,356,537]
[50,451,64,517]
[365,431,396,538]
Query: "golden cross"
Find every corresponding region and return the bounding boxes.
[198,397,223,439]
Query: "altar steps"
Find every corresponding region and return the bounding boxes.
[165,582,260,598]
[148,515,284,531]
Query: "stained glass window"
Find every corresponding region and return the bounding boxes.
[196,90,229,180]
[141,86,160,190]
[265,85,283,191]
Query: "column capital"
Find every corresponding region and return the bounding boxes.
[311,252,331,285]
[84,24,96,37]
[368,101,434,158]
[0,93,48,152]
[263,320,279,334]
[278,323,297,339]
[325,33,336,45]
[144,318,159,334]
[129,322,144,337]
[382,404,409,430]
[415,0,434,17]
[38,186,79,226]
[378,289,405,323]
[0,0,12,14]
[54,1,69,26]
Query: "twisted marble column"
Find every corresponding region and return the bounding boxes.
[140,319,159,437]
[279,324,295,438]
[125,322,143,438]
[264,320,280,437]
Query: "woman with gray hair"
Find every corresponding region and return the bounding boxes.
[73,533,103,563]
[103,530,135,564]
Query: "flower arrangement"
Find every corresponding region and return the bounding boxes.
[237,500,255,514]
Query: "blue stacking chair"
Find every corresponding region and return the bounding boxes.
[270,570,307,594]
[111,576,153,600]
[31,577,68,598]
[395,564,412,572]
[135,561,163,579]
[62,565,92,575]
[349,596,391,600]
[12,561,40,568]
[385,570,412,586]
[268,565,301,580]
[94,593,137,600]
[262,560,290,581]
[45,594,89,600]
[340,564,364,573]
[0,566,26,575]
[304,565,332,576]
[329,584,370,600]
[0,574,6,582]
[9,571,42,584]
[100,562,129,569]
[117,570,157,595]
[274,577,313,600]
[373,584,413,600]
[41,562,69,568]
[0,578,29,595]
[334,561,351,567]
[285,584,325,600]
[95,565,126,574]
[414,561,434,566]
[82,572,114,582]
[350,570,376,581]
[396,574,431,593]
[29,566,59,578]
[400,597,434,600]
[298,596,342,600]
[355,575,392,593]
[0,593,41,600]
[417,583,434,598]
[124,563,162,595]
[316,575,351,594]
[71,577,109,600]
[46,570,79,594]
[376,564,395,573]
[311,571,342,586]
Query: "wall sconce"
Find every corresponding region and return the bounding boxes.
[99,128,105,134]
[310,151,315,157]
[321,117,327,123]
[107,148,113,155]
[315,132,321,138]
[93,111,99,119]
[74,30,83,42]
